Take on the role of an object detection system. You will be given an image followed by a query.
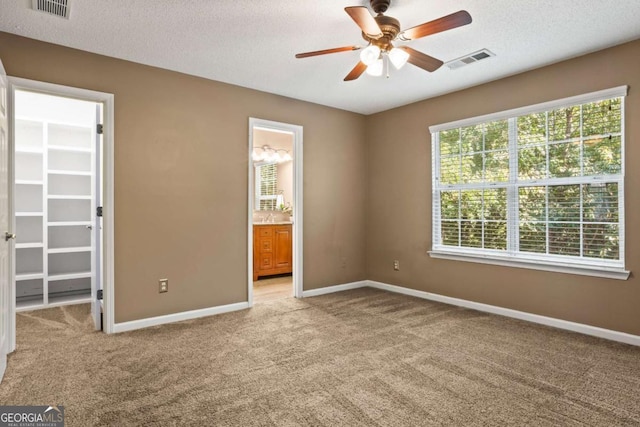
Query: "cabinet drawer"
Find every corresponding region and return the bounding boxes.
[260,238,272,252]
[259,254,273,270]
[258,227,273,237]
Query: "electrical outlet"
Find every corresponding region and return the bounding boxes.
[393,260,400,271]
[159,279,169,293]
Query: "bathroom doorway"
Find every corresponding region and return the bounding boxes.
[248,119,302,305]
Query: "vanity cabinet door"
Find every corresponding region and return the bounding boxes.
[273,226,292,269]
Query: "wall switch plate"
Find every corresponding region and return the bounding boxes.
[393,260,400,271]
[159,279,169,293]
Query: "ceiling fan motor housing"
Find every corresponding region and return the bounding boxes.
[370,0,391,14]
[362,15,400,51]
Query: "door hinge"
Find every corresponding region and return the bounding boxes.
[97,290,103,300]
[96,124,103,135]
[96,206,103,217]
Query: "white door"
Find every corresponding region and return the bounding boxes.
[0,58,12,382]
[91,104,102,331]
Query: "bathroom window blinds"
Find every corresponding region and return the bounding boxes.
[256,163,278,210]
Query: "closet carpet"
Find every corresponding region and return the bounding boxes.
[2,288,640,426]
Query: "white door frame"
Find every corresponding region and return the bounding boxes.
[248,118,303,305]
[0,58,9,382]
[7,77,116,347]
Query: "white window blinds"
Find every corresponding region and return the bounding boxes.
[255,163,278,210]
[431,87,626,271]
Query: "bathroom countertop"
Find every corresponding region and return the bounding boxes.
[253,221,293,225]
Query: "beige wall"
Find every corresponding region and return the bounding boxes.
[3,30,639,336]
[277,161,293,209]
[0,32,367,322]
[365,39,640,335]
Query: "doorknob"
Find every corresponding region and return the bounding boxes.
[86,225,93,230]
[4,232,16,241]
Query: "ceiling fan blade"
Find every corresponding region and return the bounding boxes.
[345,6,383,39]
[398,47,444,72]
[344,61,367,81]
[295,46,361,59]
[398,10,472,41]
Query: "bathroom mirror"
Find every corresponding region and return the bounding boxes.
[252,128,294,212]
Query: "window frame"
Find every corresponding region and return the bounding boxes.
[429,86,629,280]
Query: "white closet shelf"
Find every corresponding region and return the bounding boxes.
[48,272,92,281]
[17,117,92,128]
[17,295,92,312]
[15,148,43,154]
[16,212,44,217]
[16,243,44,249]
[16,273,44,281]
[47,195,91,200]
[16,299,45,312]
[48,221,92,227]
[16,180,44,185]
[48,145,92,153]
[46,295,92,307]
[15,116,41,123]
[48,170,92,176]
[48,246,91,254]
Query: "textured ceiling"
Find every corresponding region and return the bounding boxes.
[1,0,639,115]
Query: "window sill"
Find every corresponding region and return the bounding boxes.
[428,249,630,280]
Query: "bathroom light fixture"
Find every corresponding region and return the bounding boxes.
[252,145,292,163]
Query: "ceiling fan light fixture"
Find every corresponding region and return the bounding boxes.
[360,45,381,65]
[389,47,410,69]
[366,58,384,76]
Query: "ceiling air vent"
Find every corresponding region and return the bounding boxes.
[31,0,70,19]
[446,49,495,70]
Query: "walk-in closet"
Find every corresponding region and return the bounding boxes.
[14,90,101,311]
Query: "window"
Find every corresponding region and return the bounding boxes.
[430,87,628,279]
[255,163,278,210]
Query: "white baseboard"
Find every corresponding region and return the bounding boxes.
[302,281,367,298]
[110,279,640,346]
[112,301,249,333]
[367,280,640,347]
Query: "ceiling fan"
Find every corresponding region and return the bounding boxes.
[295,0,472,81]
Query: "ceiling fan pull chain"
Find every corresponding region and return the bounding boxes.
[385,55,390,79]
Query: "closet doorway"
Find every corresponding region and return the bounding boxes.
[248,118,303,305]
[8,78,115,346]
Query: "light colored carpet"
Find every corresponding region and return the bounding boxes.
[1,288,640,426]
